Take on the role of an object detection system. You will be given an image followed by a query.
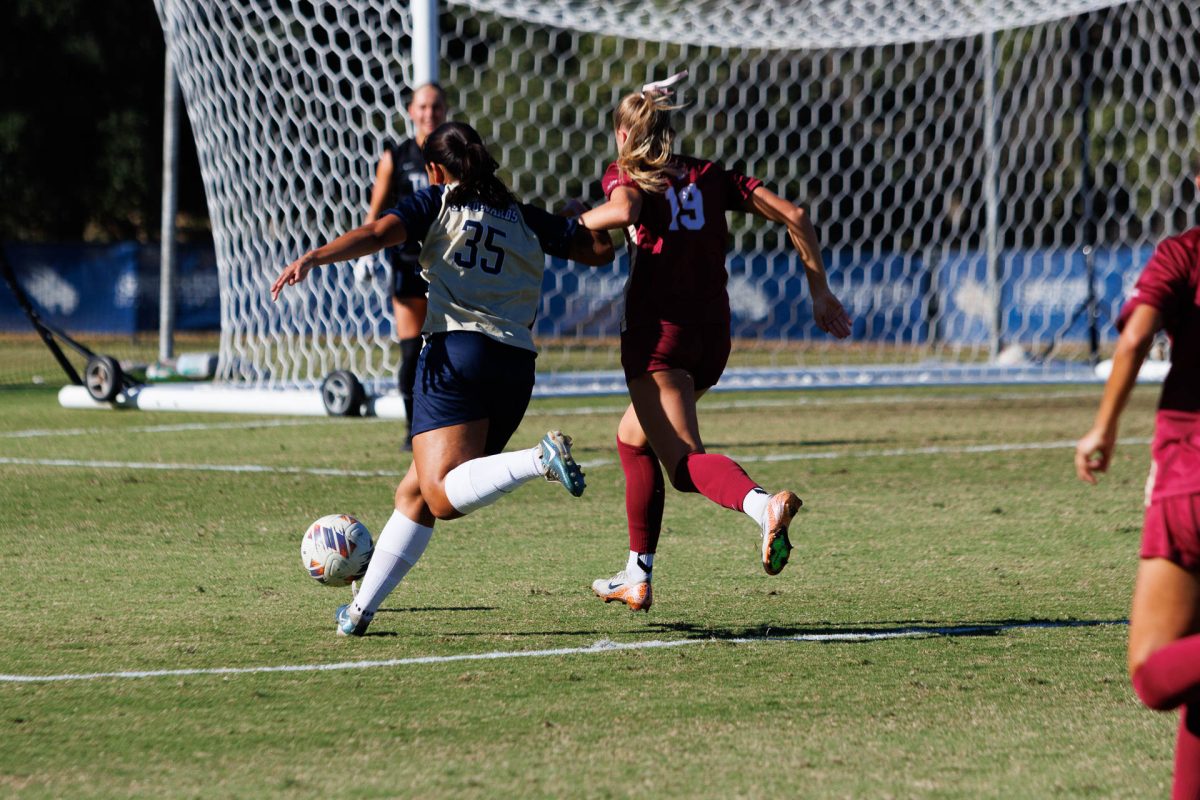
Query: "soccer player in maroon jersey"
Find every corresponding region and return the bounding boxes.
[576,73,853,611]
[1076,203,1200,798]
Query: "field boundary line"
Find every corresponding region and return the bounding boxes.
[0,418,321,440]
[0,619,1125,684]
[0,436,1154,477]
[0,456,399,478]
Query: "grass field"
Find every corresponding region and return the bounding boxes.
[0,380,1173,798]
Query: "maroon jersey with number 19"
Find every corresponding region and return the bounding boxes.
[601,156,762,330]
[1118,225,1200,500]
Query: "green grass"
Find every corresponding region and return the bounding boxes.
[0,381,1173,798]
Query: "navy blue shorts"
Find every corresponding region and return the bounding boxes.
[389,251,429,299]
[411,331,536,454]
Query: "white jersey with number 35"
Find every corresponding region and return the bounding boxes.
[384,184,577,352]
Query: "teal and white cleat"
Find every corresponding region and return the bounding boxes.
[539,430,586,497]
[335,603,372,637]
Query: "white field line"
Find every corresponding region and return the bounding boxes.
[0,619,1125,684]
[0,456,398,479]
[0,418,322,440]
[2,388,1101,440]
[0,436,1153,478]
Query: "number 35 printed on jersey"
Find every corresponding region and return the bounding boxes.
[665,184,706,231]
[454,220,507,274]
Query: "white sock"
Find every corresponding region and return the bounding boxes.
[442,446,543,515]
[625,550,653,582]
[742,487,771,526]
[351,510,434,618]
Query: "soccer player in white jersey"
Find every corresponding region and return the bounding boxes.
[272,122,614,636]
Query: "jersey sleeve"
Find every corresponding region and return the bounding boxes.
[601,162,637,199]
[519,204,578,259]
[383,185,443,243]
[724,167,763,208]
[1118,235,1193,331]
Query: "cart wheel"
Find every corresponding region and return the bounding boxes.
[321,370,364,417]
[84,355,123,402]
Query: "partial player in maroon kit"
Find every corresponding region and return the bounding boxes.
[576,72,853,611]
[1076,201,1200,798]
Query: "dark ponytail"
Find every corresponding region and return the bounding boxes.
[422,122,516,209]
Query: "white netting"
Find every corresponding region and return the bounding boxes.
[156,0,1200,389]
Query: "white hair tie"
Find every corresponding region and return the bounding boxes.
[641,70,688,98]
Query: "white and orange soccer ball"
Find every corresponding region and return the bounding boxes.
[300,514,373,587]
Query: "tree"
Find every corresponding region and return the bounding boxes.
[0,0,207,242]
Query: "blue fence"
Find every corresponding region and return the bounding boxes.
[2,242,1146,344]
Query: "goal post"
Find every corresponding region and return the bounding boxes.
[134,0,1199,413]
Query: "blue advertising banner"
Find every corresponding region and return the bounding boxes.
[0,243,221,334]
[935,246,1151,346]
[2,242,1149,345]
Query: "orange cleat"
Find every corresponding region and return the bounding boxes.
[761,490,802,576]
[592,571,653,612]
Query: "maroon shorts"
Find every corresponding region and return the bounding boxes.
[1141,493,1200,571]
[621,322,731,391]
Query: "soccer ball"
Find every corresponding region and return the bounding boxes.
[300,514,374,587]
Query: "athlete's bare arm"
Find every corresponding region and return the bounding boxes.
[1075,303,1162,483]
[272,215,409,300]
[578,186,643,230]
[745,186,852,339]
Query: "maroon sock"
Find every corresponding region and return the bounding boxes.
[676,452,759,512]
[1133,635,1200,711]
[1173,703,1200,800]
[617,438,664,554]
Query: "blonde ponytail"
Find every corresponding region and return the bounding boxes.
[613,90,683,194]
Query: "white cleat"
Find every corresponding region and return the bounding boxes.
[592,570,652,612]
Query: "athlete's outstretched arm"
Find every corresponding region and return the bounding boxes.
[745,186,852,339]
[271,216,408,301]
[1075,303,1162,483]
[578,186,643,231]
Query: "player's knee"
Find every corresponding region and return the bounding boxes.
[419,482,463,521]
[668,454,699,493]
[426,498,462,521]
[1131,653,1176,711]
[425,495,459,521]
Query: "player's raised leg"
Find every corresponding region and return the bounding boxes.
[629,369,801,575]
[427,427,585,520]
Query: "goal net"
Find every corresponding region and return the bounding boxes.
[155,0,1199,394]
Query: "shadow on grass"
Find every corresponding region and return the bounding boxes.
[642,617,1129,641]
[422,617,1127,641]
[375,606,498,614]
